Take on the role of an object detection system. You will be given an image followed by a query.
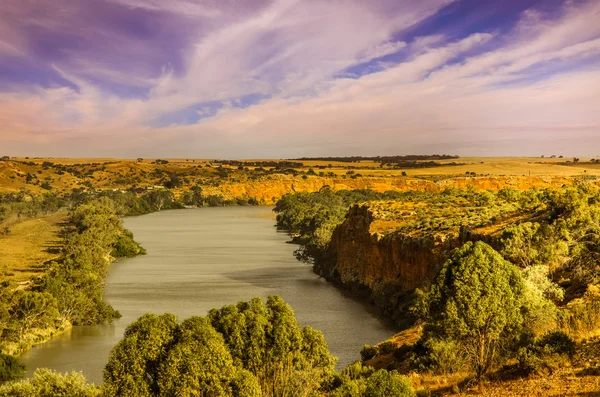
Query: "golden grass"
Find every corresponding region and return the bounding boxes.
[1,157,599,196]
[0,213,66,283]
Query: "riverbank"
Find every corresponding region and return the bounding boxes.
[0,213,68,356]
[0,198,146,361]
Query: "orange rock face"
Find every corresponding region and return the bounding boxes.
[201,175,577,204]
[321,204,501,323]
[330,205,453,292]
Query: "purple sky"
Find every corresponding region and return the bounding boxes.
[1,0,599,158]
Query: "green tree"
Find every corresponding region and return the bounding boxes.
[142,190,176,211]
[104,313,178,397]
[9,291,58,339]
[105,297,335,397]
[422,241,525,377]
[500,222,568,269]
[157,316,260,397]
[208,296,336,396]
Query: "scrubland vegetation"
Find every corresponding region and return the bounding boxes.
[274,184,600,392]
[1,157,600,395]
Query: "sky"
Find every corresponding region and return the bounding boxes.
[0,0,599,159]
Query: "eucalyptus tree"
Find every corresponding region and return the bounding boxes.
[104,297,335,397]
[421,241,526,377]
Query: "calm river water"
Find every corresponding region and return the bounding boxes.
[20,206,395,384]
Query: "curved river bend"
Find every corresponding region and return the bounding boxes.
[20,206,394,384]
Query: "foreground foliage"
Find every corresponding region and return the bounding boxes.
[104,296,338,397]
[331,362,415,397]
[0,369,101,397]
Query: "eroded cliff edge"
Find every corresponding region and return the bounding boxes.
[314,204,497,325]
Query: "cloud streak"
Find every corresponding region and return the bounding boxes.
[0,0,599,157]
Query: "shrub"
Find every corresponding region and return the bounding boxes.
[516,330,575,375]
[112,232,147,258]
[411,338,467,375]
[536,330,576,356]
[364,370,415,397]
[558,285,600,335]
[338,361,375,381]
[331,366,415,397]
[0,369,100,396]
[361,345,378,361]
[0,354,25,383]
[517,345,569,376]
[378,341,395,355]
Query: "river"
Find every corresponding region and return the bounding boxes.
[20,206,395,384]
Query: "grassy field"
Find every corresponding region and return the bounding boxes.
[0,213,66,284]
[8,156,599,175]
[301,157,600,177]
[1,156,599,198]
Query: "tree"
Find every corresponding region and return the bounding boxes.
[142,190,175,211]
[157,317,260,397]
[208,296,336,396]
[422,242,525,377]
[104,313,260,397]
[105,297,335,397]
[9,291,58,339]
[104,313,178,397]
[500,222,568,269]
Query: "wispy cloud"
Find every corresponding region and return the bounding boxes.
[0,0,599,157]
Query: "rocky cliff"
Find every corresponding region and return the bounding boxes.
[201,175,577,204]
[315,204,498,324]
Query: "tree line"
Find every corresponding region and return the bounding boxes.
[0,198,146,364]
[292,155,459,163]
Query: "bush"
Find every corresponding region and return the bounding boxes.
[516,330,575,375]
[517,345,569,376]
[0,369,100,396]
[361,345,378,361]
[378,341,396,355]
[537,330,576,356]
[338,361,375,381]
[364,370,415,397]
[558,285,600,335]
[331,366,415,397]
[0,354,25,382]
[411,338,467,375]
[112,232,147,258]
